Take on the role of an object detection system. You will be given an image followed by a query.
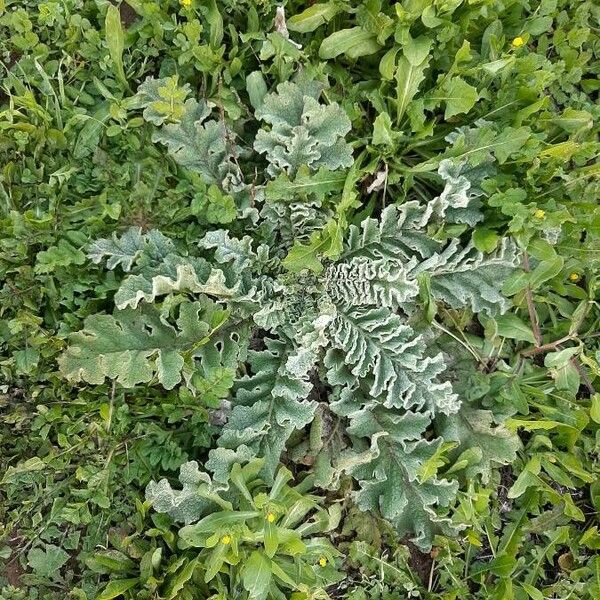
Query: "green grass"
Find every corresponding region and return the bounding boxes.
[1,1,599,599]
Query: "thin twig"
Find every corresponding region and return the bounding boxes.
[521,335,574,357]
[522,251,542,346]
[428,552,437,592]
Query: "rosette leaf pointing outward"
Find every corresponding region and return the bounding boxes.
[344,407,460,550]
[145,461,211,524]
[61,91,519,550]
[58,299,229,390]
[89,228,242,309]
[254,80,354,177]
[324,306,458,415]
[217,339,317,479]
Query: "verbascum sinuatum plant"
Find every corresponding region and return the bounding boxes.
[59,76,520,550]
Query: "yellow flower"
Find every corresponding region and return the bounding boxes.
[534,209,546,219]
[569,273,580,282]
[180,0,192,7]
[318,557,327,568]
[266,512,276,523]
[221,534,232,545]
[512,36,525,47]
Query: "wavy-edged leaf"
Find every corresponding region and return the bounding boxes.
[59,299,228,390]
[254,81,352,177]
[342,407,461,550]
[217,339,316,479]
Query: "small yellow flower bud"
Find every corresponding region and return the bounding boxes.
[512,36,525,47]
[180,0,192,7]
[221,534,232,545]
[266,512,276,523]
[318,557,327,567]
[534,209,546,219]
[569,273,580,282]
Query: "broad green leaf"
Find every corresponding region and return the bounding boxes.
[494,314,537,344]
[59,300,224,389]
[265,167,346,202]
[98,579,140,600]
[242,551,272,600]
[437,407,520,482]
[395,55,428,123]
[379,46,400,79]
[503,256,564,295]
[288,4,340,33]
[246,71,268,110]
[134,76,191,125]
[472,227,499,252]
[263,520,278,557]
[204,544,227,583]
[591,394,600,424]
[164,558,199,600]
[521,578,547,597]
[283,234,327,274]
[27,545,69,578]
[105,4,128,89]
[254,81,352,177]
[203,0,223,48]
[372,111,396,146]
[551,108,593,133]
[403,35,432,66]
[74,103,111,159]
[545,346,580,368]
[508,457,541,498]
[85,550,136,574]
[436,77,479,119]
[319,27,381,60]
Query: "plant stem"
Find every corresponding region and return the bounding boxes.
[521,252,542,346]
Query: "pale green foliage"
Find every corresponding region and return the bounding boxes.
[199,230,270,273]
[218,339,317,477]
[58,299,228,390]
[145,461,211,524]
[61,110,518,549]
[135,78,243,191]
[423,238,515,316]
[325,307,456,413]
[345,408,460,547]
[88,226,148,271]
[134,75,191,125]
[436,405,521,482]
[114,263,239,310]
[153,99,241,188]
[88,228,241,309]
[254,80,353,177]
